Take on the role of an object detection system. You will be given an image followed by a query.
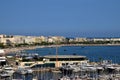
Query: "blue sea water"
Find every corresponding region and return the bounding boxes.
[26,46,120,64]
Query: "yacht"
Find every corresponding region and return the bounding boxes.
[80,63,97,71]
[32,76,38,80]
[0,66,3,72]
[16,67,33,74]
[16,67,27,75]
[26,68,33,74]
[58,76,70,80]
[3,65,15,74]
[71,64,80,72]
[0,71,12,77]
[59,64,74,74]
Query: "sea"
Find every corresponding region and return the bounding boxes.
[26,46,120,63]
[6,46,120,80]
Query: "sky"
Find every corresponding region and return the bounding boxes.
[0,0,120,37]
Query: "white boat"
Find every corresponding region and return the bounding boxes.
[3,65,15,74]
[32,78,38,80]
[80,64,97,71]
[58,76,70,80]
[73,66,80,72]
[0,71,12,77]
[59,65,74,74]
[96,66,104,70]
[0,66,3,72]
[16,68,27,75]
[32,76,38,80]
[72,75,81,80]
[26,68,33,74]
[16,67,33,74]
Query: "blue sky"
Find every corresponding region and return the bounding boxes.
[0,0,120,37]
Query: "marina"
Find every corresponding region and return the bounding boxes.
[0,60,120,80]
[0,46,120,80]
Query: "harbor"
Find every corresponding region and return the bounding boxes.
[0,46,120,80]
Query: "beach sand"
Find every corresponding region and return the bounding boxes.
[3,44,120,54]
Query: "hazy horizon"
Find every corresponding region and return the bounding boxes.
[0,0,120,37]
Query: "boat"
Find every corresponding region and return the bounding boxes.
[59,64,74,75]
[3,65,15,74]
[0,66,3,72]
[16,66,33,74]
[71,64,80,72]
[72,75,81,80]
[0,71,12,77]
[32,76,38,80]
[26,68,33,74]
[58,76,70,80]
[16,67,27,75]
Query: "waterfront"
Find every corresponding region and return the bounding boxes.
[4,45,120,80]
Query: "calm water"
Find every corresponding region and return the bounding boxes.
[26,46,120,63]
[7,46,120,80]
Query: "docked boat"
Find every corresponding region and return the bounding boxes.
[59,64,74,75]
[0,66,3,72]
[96,66,104,70]
[3,65,15,74]
[16,67,33,74]
[16,67,27,75]
[72,65,80,72]
[26,68,33,74]
[0,71,12,77]
[80,64,97,72]
[32,76,38,80]
[58,76,70,80]
[71,75,81,80]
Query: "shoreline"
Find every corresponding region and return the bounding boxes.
[3,44,120,54]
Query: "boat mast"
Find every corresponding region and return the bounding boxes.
[56,40,59,68]
[56,44,58,67]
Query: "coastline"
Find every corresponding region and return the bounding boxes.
[3,44,120,54]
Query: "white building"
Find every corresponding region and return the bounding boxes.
[111,38,120,41]
[75,37,87,42]
[24,36,36,44]
[48,36,66,43]
[0,37,14,45]
[13,36,25,44]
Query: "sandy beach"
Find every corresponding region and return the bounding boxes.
[3,44,120,54]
